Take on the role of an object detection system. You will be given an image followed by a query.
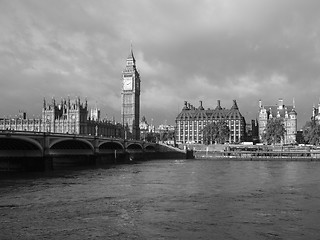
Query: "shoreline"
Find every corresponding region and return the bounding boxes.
[195,156,320,161]
[194,150,320,161]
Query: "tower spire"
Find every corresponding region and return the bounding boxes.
[127,42,135,65]
[293,97,295,109]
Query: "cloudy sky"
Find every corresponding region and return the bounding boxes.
[1,0,320,129]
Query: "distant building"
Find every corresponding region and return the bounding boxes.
[139,116,151,140]
[0,97,123,138]
[139,116,150,132]
[157,123,175,145]
[311,102,320,123]
[90,106,101,121]
[157,124,175,132]
[258,98,297,144]
[245,120,259,143]
[175,100,246,144]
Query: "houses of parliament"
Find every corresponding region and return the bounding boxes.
[0,49,141,140]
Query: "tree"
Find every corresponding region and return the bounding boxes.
[143,132,159,143]
[302,121,320,145]
[202,121,230,145]
[262,118,286,145]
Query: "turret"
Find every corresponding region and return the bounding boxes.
[278,98,284,110]
[269,108,273,118]
[285,108,288,119]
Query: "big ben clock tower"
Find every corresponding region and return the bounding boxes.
[121,48,140,140]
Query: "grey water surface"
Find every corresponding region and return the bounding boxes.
[1,159,320,239]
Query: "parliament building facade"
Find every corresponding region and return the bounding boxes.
[0,97,123,138]
[176,100,246,144]
[0,49,143,139]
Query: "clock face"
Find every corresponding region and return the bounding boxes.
[123,77,133,90]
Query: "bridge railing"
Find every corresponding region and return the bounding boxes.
[0,130,156,147]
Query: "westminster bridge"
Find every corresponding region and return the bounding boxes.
[0,130,187,171]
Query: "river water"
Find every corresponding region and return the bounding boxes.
[1,159,320,239]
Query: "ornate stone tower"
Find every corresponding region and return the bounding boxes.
[258,98,297,144]
[258,100,268,140]
[41,96,88,134]
[121,48,140,140]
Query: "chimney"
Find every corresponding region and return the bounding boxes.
[217,100,221,108]
[259,100,262,108]
[232,100,238,109]
[200,100,203,107]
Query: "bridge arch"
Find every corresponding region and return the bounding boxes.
[126,143,143,150]
[0,136,43,153]
[145,145,156,151]
[99,141,124,150]
[50,139,94,152]
[0,136,44,171]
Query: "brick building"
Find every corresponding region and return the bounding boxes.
[175,100,246,144]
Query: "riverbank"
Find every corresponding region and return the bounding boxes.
[194,150,320,161]
[184,143,320,161]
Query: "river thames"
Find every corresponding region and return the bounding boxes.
[1,159,320,239]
